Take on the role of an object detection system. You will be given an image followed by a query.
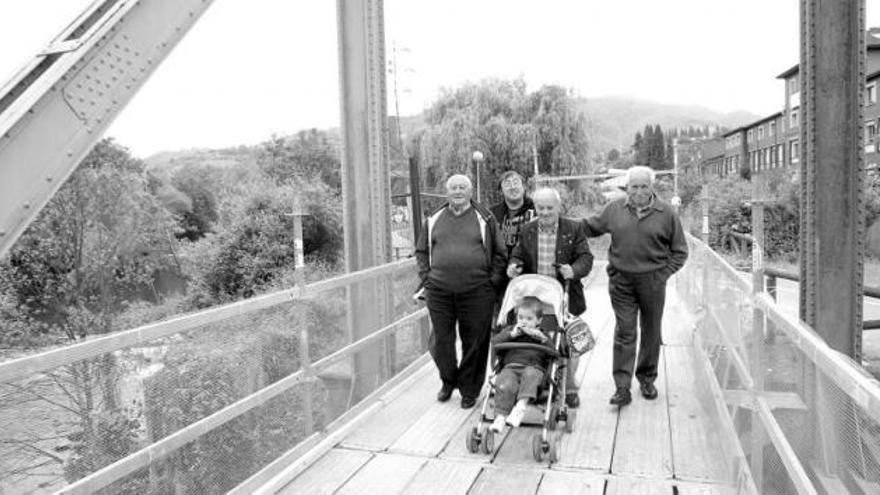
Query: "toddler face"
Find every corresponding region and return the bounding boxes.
[516,307,539,329]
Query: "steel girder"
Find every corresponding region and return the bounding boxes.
[0,0,217,259]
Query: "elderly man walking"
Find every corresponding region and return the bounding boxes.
[507,187,593,408]
[583,166,688,406]
[415,174,507,408]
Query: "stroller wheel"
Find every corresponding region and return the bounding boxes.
[480,428,495,454]
[466,427,480,454]
[547,433,559,463]
[564,408,577,433]
[531,433,545,462]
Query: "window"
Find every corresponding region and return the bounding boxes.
[777,144,783,165]
[789,75,799,94]
[866,120,878,142]
[790,107,799,128]
[868,82,877,105]
[790,139,800,163]
[747,129,753,141]
[758,126,765,140]
[769,121,776,137]
[765,148,771,166]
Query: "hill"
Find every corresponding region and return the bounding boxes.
[142,97,758,171]
[576,96,760,152]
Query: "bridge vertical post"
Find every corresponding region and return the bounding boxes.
[799,0,866,360]
[337,0,394,400]
[298,324,315,434]
[749,178,766,490]
[800,0,866,483]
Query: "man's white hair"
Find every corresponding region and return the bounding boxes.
[445,174,473,189]
[533,187,562,204]
[626,166,656,184]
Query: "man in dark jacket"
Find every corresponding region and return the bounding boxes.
[582,166,688,407]
[508,187,593,407]
[490,170,536,259]
[415,174,507,408]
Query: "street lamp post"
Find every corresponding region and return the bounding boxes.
[472,150,484,203]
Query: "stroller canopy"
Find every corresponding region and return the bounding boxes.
[496,274,566,327]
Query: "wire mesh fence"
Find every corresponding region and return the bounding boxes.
[679,235,880,495]
[0,259,426,494]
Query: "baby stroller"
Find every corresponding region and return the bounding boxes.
[465,274,590,462]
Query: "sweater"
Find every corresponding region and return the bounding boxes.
[584,197,688,277]
[491,325,552,371]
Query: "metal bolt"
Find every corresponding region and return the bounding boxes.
[46,175,53,182]
[23,203,30,210]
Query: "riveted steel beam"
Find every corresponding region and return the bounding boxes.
[337,0,393,399]
[799,0,866,359]
[0,0,217,259]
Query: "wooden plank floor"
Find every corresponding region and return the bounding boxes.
[272,274,745,495]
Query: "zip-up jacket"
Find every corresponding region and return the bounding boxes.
[415,201,507,293]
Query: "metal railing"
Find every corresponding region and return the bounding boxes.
[720,230,880,331]
[0,259,427,494]
[678,234,880,494]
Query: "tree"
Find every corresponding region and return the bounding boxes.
[606,148,621,163]
[170,167,220,242]
[0,138,179,489]
[257,129,341,191]
[413,78,591,204]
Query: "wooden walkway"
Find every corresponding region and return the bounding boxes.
[268,274,741,495]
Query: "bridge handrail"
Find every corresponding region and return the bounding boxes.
[689,233,880,422]
[0,258,416,385]
[755,292,880,420]
[54,307,428,495]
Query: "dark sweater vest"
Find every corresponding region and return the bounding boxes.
[427,208,490,293]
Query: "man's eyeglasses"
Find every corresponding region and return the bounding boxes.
[501,179,522,188]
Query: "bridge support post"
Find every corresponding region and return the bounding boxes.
[798,0,865,360]
[749,178,766,490]
[800,0,866,483]
[337,0,394,400]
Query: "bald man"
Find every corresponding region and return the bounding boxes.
[415,175,507,408]
[582,166,688,407]
[508,187,593,408]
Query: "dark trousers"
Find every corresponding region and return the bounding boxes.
[426,283,496,398]
[608,269,667,389]
[495,364,544,415]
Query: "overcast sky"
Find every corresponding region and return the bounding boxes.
[1,0,879,157]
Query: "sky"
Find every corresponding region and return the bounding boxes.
[1,0,879,158]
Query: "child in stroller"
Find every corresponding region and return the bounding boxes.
[466,274,583,462]
[490,296,551,431]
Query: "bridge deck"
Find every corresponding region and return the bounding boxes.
[270,275,740,494]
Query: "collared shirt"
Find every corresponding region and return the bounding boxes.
[536,220,558,277]
[625,194,656,220]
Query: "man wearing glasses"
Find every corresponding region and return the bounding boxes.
[490,171,536,259]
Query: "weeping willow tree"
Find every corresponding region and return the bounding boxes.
[411,78,591,205]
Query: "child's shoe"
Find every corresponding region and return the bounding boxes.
[506,403,526,427]
[490,415,507,432]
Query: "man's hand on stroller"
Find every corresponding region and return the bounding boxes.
[556,263,574,280]
[506,263,523,279]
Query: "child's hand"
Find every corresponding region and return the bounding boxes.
[510,325,523,337]
[522,326,547,342]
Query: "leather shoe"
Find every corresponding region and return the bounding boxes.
[460,396,477,409]
[609,387,632,406]
[565,392,580,408]
[640,381,658,400]
[437,383,454,402]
